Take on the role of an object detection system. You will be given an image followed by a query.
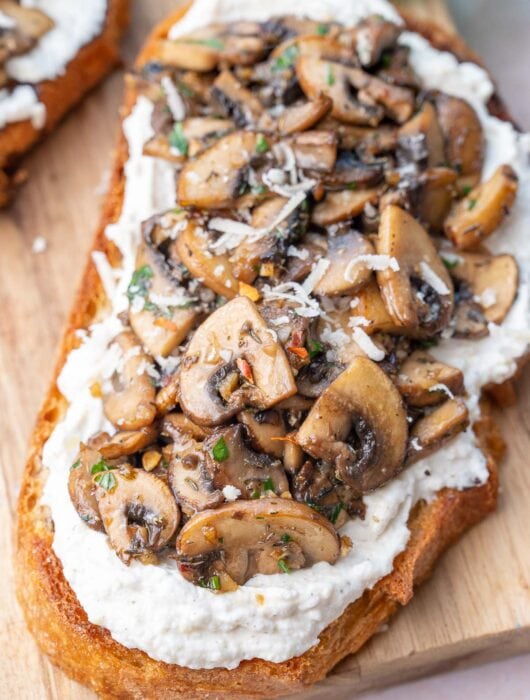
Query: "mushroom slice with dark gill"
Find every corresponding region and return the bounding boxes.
[238,408,286,459]
[103,331,156,430]
[179,296,297,426]
[407,398,469,464]
[297,356,408,493]
[444,165,518,250]
[68,445,107,531]
[277,95,332,135]
[177,130,259,209]
[96,466,180,563]
[0,1,54,63]
[376,205,454,336]
[211,70,264,127]
[395,350,464,407]
[289,130,338,172]
[143,117,235,162]
[202,424,289,497]
[449,250,518,325]
[176,498,340,590]
[129,214,201,357]
[351,15,400,68]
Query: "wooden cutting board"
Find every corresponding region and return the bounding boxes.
[0,1,529,698]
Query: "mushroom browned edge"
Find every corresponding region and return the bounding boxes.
[66,14,520,591]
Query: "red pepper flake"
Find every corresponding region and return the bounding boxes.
[236,357,254,384]
[287,346,309,359]
[291,329,305,347]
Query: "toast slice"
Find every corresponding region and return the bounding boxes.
[0,0,129,206]
[15,6,513,699]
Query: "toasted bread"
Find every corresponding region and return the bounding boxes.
[0,0,130,206]
[15,6,511,698]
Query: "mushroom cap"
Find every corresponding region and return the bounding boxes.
[96,466,180,563]
[176,498,340,585]
[395,350,464,407]
[376,205,454,335]
[68,446,105,532]
[179,296,297,426]
[313,230,375,296]
[296,356,408,493]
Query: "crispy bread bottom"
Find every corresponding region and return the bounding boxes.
[0,0,130,205]
[15,7,509,699]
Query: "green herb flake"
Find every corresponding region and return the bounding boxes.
[177,81,194,98]
[442,258,459,270]
[208,574,221,590]
[418,338,438,349]
[280,533,292,544]
[182,37,225,50]
[252,183,268,196]
[460,184,472,197]
[346,181,358,191]
[278,559,291,574]
[127,265,153,304]
[307,339,323,359]
[316,23,329,36]
[212,436,229,462]
[273,44,299,72]
[94,471,117,492]
[90,459,111,475]
[380,51,392,68]
[71,459,81,471]
[330,503,343,525]
[251,489,261,499]
[170,122,188,156]
[467,198,478,210]
[263,476,275,493]
[326,64,335,86]
[255,134,270,154]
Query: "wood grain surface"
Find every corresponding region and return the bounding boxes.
[0,1,529,698]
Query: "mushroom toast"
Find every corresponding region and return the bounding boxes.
[0,0,129,206]
[16,0,530,697]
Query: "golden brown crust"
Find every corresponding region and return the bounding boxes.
[15,8,508,699]
[0,0,130,205]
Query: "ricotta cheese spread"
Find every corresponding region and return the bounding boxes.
[41,0,530,670]
[0,0,108,130]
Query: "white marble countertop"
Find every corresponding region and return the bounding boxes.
[364,1,530,696]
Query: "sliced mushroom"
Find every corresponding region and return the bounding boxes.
[432,92,484,186]
[179,296,296,426]
[155,371,180,415]
[129,216,201,357]
[407,398,469,463]
[238,409,286,459]
[144,117,235,162]
[451,251,518,325]
[417,166,458,231]
[68,445,105,531]
[352,16,400,68]
[175,220,240,298]
[211,70,264,127]
[278,95,332,134]
[324,150,384,190]
[398,102,445,167]
[395,350,464,407]
[313,231,374,296]
[103,332,157,431]
[312,187,379,226]
[0,1,54,63]
[444,165,519,250]
[177,131,258,209]
[297,356,408,493]
[289,130,337,172]
[157,39,220,72]
[203,424,289,497]
[167,439,223,516]
[376,205,454,336]
[96,466,180,563]
[349,279,404,335]
[296,356,344,398]
[98,425,159,460]
[176,498,340,588]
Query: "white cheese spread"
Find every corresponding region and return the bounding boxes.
[0,0,107,130]
[40,0,530,671]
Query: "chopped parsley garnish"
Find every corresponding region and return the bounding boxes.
[94,471,117,492]
[418,338,438,349]
[380,51,392,68]
[326,64,335,86]
[442,258,459,270]
[182,37,224,50]
[262,477,275,493]
[346,181,358,190]
[460,184,472,197]
[329,503,344,525]
[208,574,221,590]
[307,339,323,359]
[467,198,478,210]
[316,23,329,36]
[278,559,291,574]
[170,122,188,155]
[272,44,299,72]
[280,533,292,544]
[255,134,270,154]
[212,436,229,462]
[176,81,194,98]
[252,183,268,195]
[71,459,81,470]
[251,488,261,499]
[90,459,112,475]
[127,264,153,305]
